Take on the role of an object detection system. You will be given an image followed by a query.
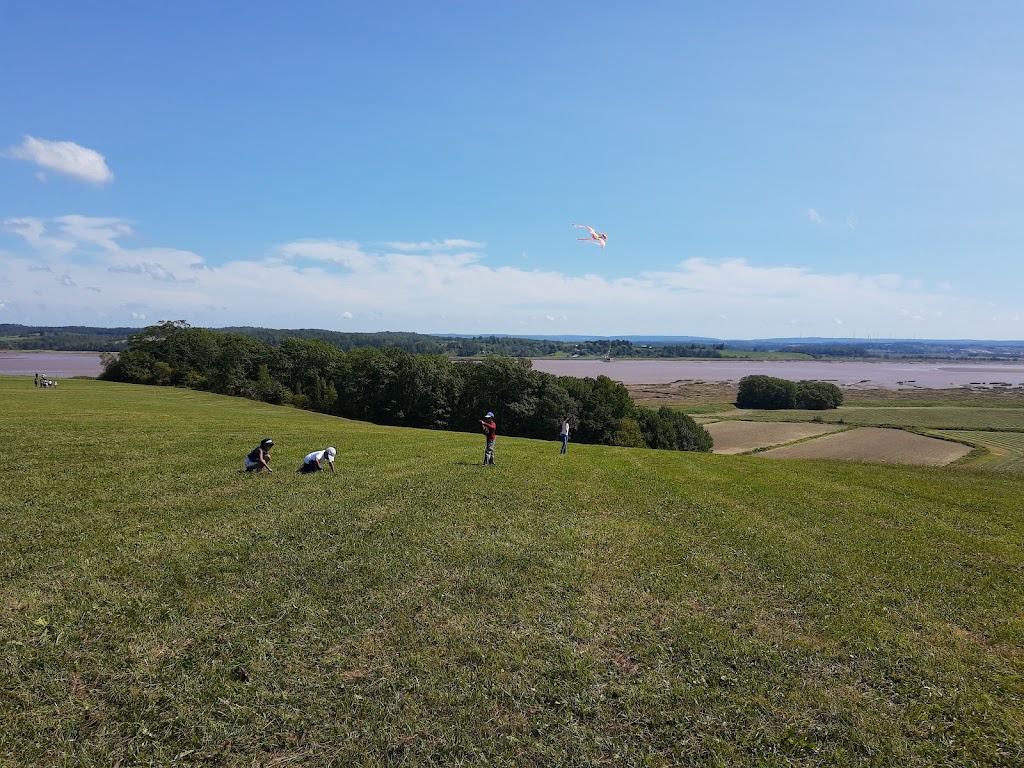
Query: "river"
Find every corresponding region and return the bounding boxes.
[4,351,1024,390]
[0,351,107,378]
[530,359,1024,389]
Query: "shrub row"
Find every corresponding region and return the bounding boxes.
[736,375,844,410]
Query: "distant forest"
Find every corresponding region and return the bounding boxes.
[100,322,713,453]
[0,324,137,352]
[1,323,726,358]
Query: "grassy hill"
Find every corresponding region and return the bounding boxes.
[1,377,1022,766]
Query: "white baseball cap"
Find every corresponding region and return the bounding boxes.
[326,447,337,459]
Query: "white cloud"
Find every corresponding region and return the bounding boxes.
[807,208,825,224]
[2,214,1022,338]
[4,136,114,185]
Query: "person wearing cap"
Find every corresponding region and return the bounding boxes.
[479,412,497,465]
[298,446,337,474]
[244,438,274,472]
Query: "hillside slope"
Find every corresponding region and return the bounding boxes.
[1,377,1022,766]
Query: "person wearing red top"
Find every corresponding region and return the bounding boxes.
[479,411,497,465]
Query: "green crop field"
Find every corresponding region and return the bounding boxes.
[720,405,1024,431]
[2,376,1023,767]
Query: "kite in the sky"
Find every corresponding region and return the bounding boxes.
[572,223,608,248]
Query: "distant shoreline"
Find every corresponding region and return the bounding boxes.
[5,351,1024,390]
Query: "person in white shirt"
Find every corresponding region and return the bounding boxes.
[560,417,570,454]
[297,447,336,474]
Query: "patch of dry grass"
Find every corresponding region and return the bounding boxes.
[704,421,845,455]
[758,427,972,466]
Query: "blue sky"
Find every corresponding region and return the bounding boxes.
[2,1,1021,339]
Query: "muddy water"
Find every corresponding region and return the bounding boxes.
[530,359,1024,389]
[0,352,106,377]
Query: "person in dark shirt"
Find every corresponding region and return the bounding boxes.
[244,438,274,472]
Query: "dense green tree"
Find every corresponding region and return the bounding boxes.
[271,338,343,410]
[557,375,637,445]
[335,347,402,423]
[207,334,274,396]
[795,380,844,410]
[611,418,646,448]
[736,375,798,409]
[637,407,713,452]
[387,352,464,428]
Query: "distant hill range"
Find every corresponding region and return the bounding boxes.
[2,323,1023,359]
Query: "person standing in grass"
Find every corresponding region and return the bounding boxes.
[560,417,571,454]
[244,438,274,472]
[298,446,336,474]
[480,411,497,465]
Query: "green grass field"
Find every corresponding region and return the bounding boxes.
[719,405,1024,431]
[2,377,1023,766]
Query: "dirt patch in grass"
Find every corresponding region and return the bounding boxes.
[705,421,845,454]
[758,427,972,466]
[628,380,737,407]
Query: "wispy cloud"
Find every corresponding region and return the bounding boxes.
[807,208,825,224]
[3,136,114,185]
[383,239,485,252]
[1,214,1020,338]
[107,262,195,283]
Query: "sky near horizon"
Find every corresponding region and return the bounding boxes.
[1,2,1022,339]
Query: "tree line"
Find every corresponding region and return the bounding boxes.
[221,328,725,359]
[2,323,727,358]
[0,324,135,352]
[101,321,712,453]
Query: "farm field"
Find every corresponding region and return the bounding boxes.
[703,420,845,455]
[715,405,1024,431]
[628,381,1024,410]
[1,376,1023,766]
[934,430,1024,473]
[757,426,972,466]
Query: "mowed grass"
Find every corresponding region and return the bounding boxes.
[2,377,1024,767]
[935,431,1024,473]
[716,406,1024,431]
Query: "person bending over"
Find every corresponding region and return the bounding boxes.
[244,438,274,472]
[298,446,336,474]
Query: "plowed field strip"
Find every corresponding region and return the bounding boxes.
[705,421,845,454]
[758,427,971,466]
